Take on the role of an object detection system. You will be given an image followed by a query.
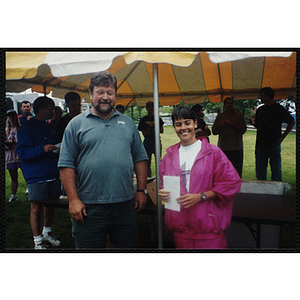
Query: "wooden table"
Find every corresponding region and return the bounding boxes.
[42,192,296,249]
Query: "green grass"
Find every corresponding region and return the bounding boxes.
[5,126,296,249]
[5,170,75,250]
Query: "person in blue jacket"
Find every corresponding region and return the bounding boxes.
[17,96,61,250]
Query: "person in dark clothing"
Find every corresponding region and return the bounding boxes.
[56,92,81,141]
[212,98,247,177]
[138,101,164,177]
[48,106,63,127]
[191,104,211,141]
[249,87,295,181]
[116,104,124,114]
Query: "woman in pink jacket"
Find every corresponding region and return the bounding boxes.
[159,107,242,249]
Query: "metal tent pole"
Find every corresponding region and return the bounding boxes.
[153,63,163,249]
[43,84,47,96]
[217,63,224,112]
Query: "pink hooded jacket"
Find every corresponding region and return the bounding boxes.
[160,137,242,240]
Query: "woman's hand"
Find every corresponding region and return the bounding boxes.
[158,189,171,202]
[5,140,13,146]
[177,193,201,209]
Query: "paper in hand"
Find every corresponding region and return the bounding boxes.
[163,175,181,212]
[53,143,61,154]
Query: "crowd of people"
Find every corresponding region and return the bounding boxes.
[5,71,295,250]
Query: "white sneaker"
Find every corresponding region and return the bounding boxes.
[43,233,61,247]
[7,195,19,204]
[34,243,48,250]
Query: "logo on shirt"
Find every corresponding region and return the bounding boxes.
[181,162,190,188]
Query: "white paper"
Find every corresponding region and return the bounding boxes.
[53,143,61,154]
[163,175,181,212]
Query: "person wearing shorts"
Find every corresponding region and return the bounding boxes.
[17,96,62,250]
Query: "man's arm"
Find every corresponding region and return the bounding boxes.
[203,126,211,137]
[278,119,295,144]
[196,123,211,137]
[160,118,164,134]
[134,160,148,212]
[59,167,87,223]
[212,114,223,135]
[235,115,247,134]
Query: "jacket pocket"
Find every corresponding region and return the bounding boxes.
[207,201,223,234]
[165,209,187,233]
[189,201,222,235]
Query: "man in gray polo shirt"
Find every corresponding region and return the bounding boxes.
[58,71,148,248]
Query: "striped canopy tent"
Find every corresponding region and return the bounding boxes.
[6,51,296,107]
[112,51,296,107]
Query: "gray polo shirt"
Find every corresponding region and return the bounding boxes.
[58,108,148,204]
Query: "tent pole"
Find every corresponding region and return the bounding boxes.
[153,63,163,249]
[217,63,224,112]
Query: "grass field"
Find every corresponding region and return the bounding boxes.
[4,126,296,250]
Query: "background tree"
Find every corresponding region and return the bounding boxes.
[119,94,295,124]
[5,97,14,112]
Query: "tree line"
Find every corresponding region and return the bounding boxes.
[123,97,295,124]
[5,95,295,125]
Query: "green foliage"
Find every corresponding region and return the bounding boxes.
[61,102,68,116]
[124,104,146,121]
[122,97,292,125]
[5,97,14,112]
[203,99,221,114]
[17,101,23,115]
[62,98,292,124]
[123,103,173,122]
[232,99,259,122]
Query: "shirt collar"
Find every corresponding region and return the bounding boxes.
[86,107,120,120]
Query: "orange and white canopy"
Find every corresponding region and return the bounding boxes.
[6,51,296,106]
